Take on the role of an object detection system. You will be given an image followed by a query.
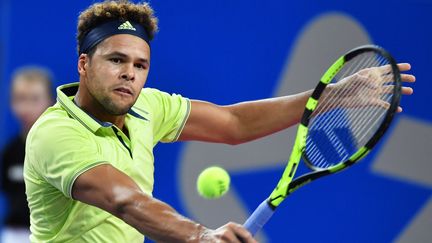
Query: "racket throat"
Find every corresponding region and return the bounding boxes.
[268,162,298,207]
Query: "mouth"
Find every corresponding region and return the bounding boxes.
[114,87,133,96]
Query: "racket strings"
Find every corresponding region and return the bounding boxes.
[340,55,393,144]
[310,53,376,129]
[305,52,396,168]
[306,54,379,166]
[309,55,393,166]
[309,55,391,165]
[313,52,381,116]
[331,55,390,143]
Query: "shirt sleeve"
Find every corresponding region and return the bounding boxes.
[138,88,191,143]
[27,117,108,198]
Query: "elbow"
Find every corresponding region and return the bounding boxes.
[227,137,254,146]
[223,129,249,145]
[225,135,244,145]
[226,139,241,146]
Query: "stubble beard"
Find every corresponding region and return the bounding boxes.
[99,95,132,115]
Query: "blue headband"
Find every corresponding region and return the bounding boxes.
[79,20,151,54]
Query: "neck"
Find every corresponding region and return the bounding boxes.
[74,85,126,130]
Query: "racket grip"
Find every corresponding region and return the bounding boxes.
[243,199,275,236]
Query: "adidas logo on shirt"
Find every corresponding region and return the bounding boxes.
[118,21,136,31]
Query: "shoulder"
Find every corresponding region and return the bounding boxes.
[138,88,187,101]
[27,104,91,146]
[134,88,171,114]
[25,104,100,172]
[138,87,167,102]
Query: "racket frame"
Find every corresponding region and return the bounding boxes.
[244,45,402,235]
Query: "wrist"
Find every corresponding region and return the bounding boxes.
[187,224,210,243]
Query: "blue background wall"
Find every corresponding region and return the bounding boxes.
[1,0,431,242]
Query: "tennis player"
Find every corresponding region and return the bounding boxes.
[23,1,415,242]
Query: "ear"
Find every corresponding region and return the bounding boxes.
[78,54,89,76]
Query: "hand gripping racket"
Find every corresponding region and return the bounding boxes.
[243,45,402,235]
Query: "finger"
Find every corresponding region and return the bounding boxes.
[234,228,257,243]
[375,99,390,110]
[375,85,413,96]
[221,230,242,243]
[376,68,398,84]
[402,86,414,95]
[228,223,258,243]
[376,99,404,113]
[377,85,394,95]
[379,71,415,83]
[371,63,411,75]
[222,231,243,243]
[374,64,391,73]
[357,66,387,80]
[401,74,416,83]
[397,63,411,72]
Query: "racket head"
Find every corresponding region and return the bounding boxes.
[301,45,402,171]
[244,45,402,235]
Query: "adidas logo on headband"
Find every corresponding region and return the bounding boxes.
[80,20,150,54]
[118,21,136,31]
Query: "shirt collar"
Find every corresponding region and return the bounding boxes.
[56,82,147,133]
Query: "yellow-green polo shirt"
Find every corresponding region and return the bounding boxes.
[24,82,190,242]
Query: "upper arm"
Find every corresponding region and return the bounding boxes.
[178,100,238,144]
[72,164,144,217]
[28,118,108,198]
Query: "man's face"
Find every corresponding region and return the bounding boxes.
[82,34,151,115]
[11,78,52,129]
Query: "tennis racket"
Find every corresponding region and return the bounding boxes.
[243,44,402,235]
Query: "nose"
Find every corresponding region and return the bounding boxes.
[120,64,135,81]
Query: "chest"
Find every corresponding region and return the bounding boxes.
[93,121,155,194]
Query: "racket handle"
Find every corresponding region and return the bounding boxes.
[243,199,275,236]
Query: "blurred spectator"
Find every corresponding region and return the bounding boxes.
[0,66,54,243]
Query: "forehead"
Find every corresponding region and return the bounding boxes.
[95,34,150,58]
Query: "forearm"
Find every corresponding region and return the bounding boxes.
[117,191,206,242]
[180,90,313,144]
[227,90,312,144]
[73,165,208,243]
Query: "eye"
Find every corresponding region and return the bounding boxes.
[110,58,122,64]
[134,63,148,70]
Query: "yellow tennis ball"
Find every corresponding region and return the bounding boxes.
[197,166,230,199]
